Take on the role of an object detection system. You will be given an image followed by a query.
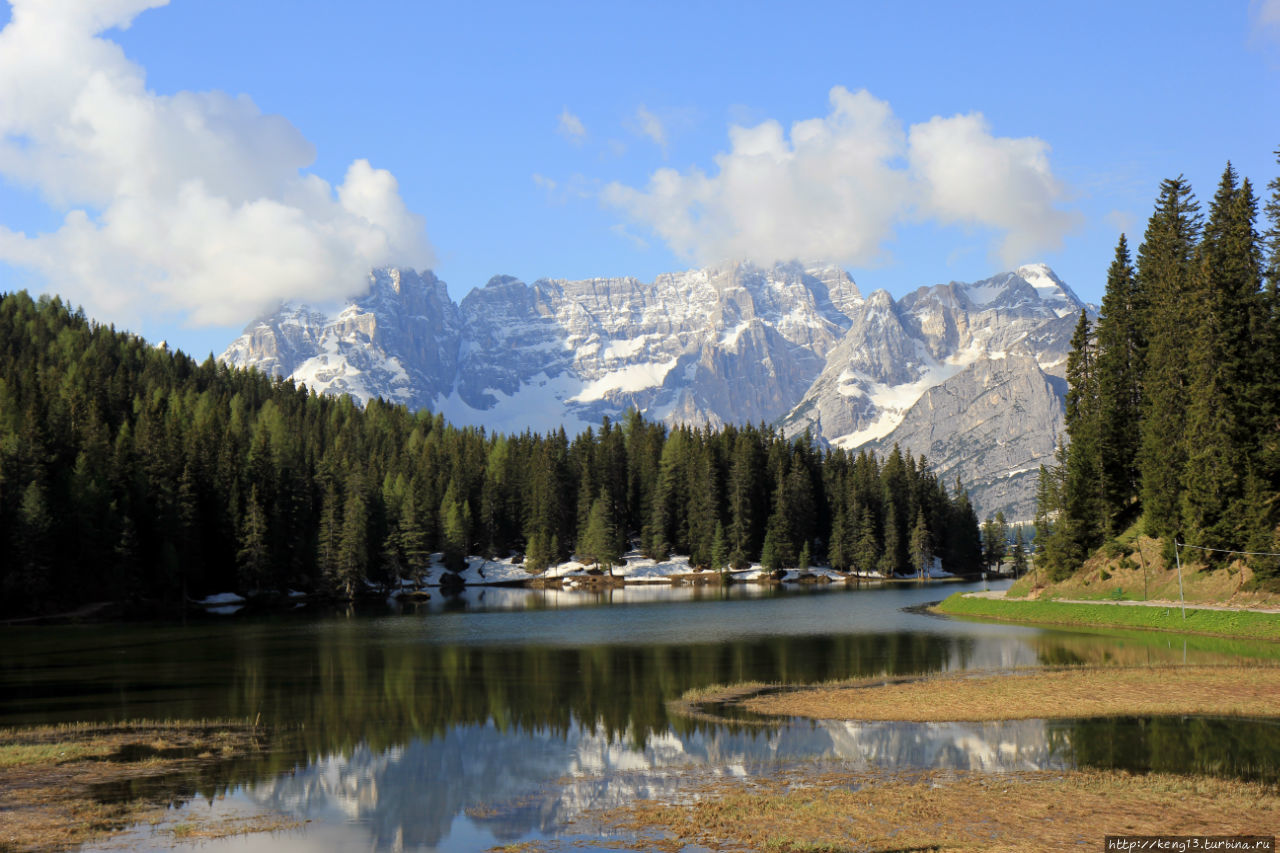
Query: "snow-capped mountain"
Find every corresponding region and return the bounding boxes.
[221,261,1090,519]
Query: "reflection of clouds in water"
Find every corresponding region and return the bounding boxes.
[244,716,1063,851]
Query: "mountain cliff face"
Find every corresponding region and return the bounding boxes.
[221,261,1090,520]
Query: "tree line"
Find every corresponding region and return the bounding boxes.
[1036,150,1280,583]
[0,291,984,616]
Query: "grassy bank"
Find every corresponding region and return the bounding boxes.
[0,720,297,852]
[731,665,1280,722]
[937,592,1280,641]
[601,767,1280,853]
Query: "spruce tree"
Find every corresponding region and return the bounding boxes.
[1137,176,1202,540]
[1249,149,1280,582]
[317,481,342,588]
[397,488,430,584]
[909,508,931,578]
[579,489,620,575]
[853,504,880,576]
[1180,165,1260,553]
[1062,310,1104,555]
[334,482,370,599]
[1011,527,1028,576]
[1095,234,1142,529]
[440,479,471,574]
[237,485,271,593]
[710,521,729,572]
[726,434,756,568]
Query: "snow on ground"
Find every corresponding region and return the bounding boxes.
[198,592,246,605]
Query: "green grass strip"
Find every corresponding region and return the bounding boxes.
[936,593,1280,642]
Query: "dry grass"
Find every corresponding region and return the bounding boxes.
[1015,534,1280,608]
[603,767,1280,852]
[703,665,1280,723]
[0,720,269,853]
[162,814,304,841]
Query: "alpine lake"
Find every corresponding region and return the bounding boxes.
[4,578,1280,852]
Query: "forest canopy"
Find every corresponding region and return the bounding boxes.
[0,292,983,617]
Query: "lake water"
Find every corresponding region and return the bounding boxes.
[4,578,1279,851]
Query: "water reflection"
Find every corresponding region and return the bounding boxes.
[221,713,1280,853]
[8,580,1280,853]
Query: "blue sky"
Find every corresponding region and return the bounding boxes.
[0,0,1277,359]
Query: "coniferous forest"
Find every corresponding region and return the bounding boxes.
[0,291,983,617]
[1037,151,1280,584]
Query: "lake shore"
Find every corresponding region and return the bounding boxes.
[598,766,1280,853]
[936,591,1280,641]
[720,664,1280,722]
[643,665,1280,850]
[0,720,298,853]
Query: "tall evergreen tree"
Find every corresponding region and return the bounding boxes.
[334,485,369,599]
[1011,527,1028,576]
[1137,176,1202,541]
[1094,234,1142,529]
[579,489,620,575]
[237,485,271,593]
[1180,165,1261,553]
[440,479,471,573]
[909,508,932,578]
[1062,309,1104,552]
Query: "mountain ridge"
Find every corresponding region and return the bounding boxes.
[221,261,1091,519]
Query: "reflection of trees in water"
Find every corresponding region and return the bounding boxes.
[224,627,961,757]
[1034,627,1280,669]
[1052,716,1280,784]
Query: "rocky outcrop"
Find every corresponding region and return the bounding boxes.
[862,355,1066,521]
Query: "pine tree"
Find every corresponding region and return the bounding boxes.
[1062,309,1104,555]
[579,489,620,575]
[237,485,271,593]
[1137,176,1202,540]
[878,502,903,577]
[853,504,880,576]
[397,488,430,583]
[760,530,782,574]
[1094,234,1142,530]
[710,521,729,573]
[317,481,342,588]
[726,433,757,568]
[828,503,849,571]
[981,512,1008,571]
[909,507,932,579]
[1011,527,1028,576]
[1249,149,1280,583]
[1180,165,1260,553]
[335,486,368,599]
[440,479,471,574]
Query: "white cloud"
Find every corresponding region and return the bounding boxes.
[634,105,667,151]
[558,107,586,142]
[908,112,1079,264]
[603,86,1079,270]
[0,0,431,327]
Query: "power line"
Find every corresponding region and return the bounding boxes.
[1174,542,1280,558]
[1171,541,1280,619]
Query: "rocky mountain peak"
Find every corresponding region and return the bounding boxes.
[221,260,1084,518]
